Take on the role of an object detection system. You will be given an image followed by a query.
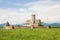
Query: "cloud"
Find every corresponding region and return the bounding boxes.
[0,8,32,24]
[24,1,60,23]
[38,0,59,1]
[0,0,60,24]
[0,8,19,24]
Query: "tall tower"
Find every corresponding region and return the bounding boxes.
[31,14,36,24]
[25,14,41,28]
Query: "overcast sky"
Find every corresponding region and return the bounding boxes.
[0,0,60,24]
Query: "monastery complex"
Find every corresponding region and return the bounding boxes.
[3,14,48,29]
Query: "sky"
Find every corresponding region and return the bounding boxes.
[0,0,60,24]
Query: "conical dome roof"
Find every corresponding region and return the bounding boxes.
[5,21,10,26]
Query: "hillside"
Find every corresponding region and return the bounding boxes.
[0,28,60,40]
[49,23,60,27]
[42,22,60,27]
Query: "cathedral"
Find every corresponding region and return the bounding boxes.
[24,14,41,28]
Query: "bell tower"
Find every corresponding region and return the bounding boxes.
[31,14,36,24]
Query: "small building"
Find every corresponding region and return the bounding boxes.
[3,21,21,29]
[3,21,13,29]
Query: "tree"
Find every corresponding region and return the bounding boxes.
[38,22,43,26]
[48,25,51,29]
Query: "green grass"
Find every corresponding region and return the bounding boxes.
[0,28,60,40]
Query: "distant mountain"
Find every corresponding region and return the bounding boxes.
[12,24,24,26]
[42,22,60,27]
[49,23,60,27]
[41,22,48,26]
[0,24,4,28]
[0,24,4,26]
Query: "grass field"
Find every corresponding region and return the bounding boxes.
[0,28,60,40]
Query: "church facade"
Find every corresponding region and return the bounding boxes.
[25,14,41,28]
